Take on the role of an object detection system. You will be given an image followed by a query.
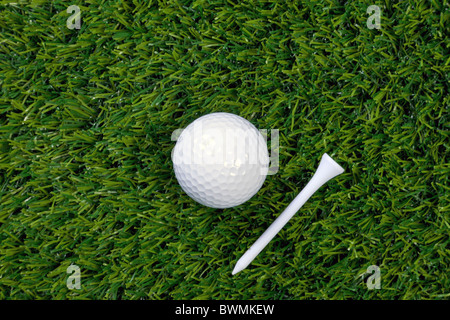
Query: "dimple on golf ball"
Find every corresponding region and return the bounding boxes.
[172,112,269,208]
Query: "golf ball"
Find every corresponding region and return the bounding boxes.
[172,112,269,208]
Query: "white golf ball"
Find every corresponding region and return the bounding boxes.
[172,112,269,208]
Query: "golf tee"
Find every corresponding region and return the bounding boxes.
[232,153,344,275]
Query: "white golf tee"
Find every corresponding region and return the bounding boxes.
[232,153,345,275]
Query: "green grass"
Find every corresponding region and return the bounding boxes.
[0,0,448,300]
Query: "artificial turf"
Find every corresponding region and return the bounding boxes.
[0,0,448,300]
